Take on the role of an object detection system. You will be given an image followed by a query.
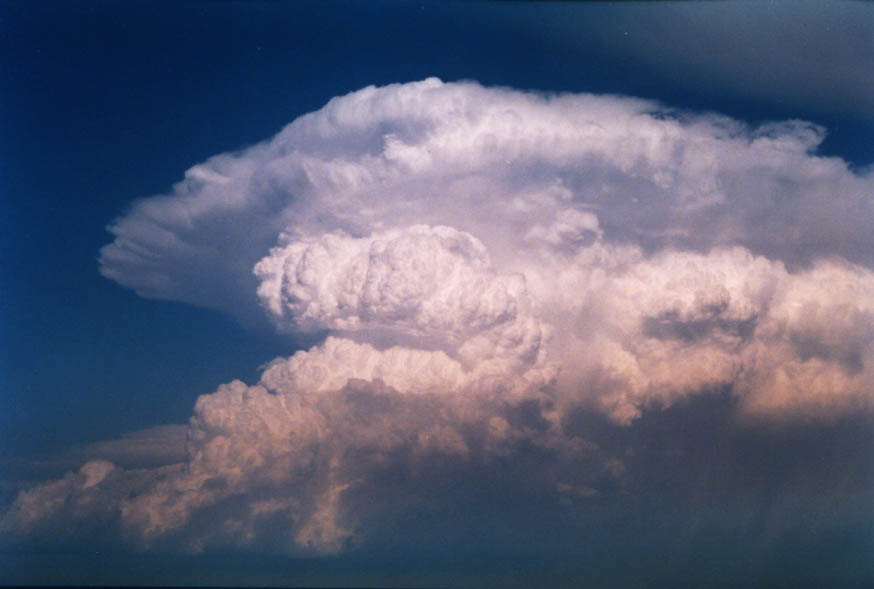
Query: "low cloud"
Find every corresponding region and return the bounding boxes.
[74,425,189,469]
[3,377,608,554]
[5,80,873,554]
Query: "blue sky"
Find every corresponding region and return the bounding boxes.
[2,1,873,586]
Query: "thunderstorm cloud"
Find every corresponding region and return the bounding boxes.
[4,80,874,555]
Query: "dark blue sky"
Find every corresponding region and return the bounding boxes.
[2,1,873,586]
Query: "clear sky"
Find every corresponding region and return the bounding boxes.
[2,1,873,586]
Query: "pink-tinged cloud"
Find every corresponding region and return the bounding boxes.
[5,80,873,552]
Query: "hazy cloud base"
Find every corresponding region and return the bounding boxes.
[4,81,873,572]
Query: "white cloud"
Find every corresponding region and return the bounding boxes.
[254,225,554,398]
[99,79,874,322]
[9,79,874,552]
[546,246,874,422]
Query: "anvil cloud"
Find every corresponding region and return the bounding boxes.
[4,79,874,553]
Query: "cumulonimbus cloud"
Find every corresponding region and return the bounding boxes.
[5,79,874,552]
[98,77,874,419]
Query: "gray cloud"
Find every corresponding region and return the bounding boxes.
[500,1,874,125]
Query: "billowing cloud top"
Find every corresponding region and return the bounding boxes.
[6,80,874,554]
[98,77,874,420]
[99,78,874,316]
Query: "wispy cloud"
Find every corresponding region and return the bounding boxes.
[498,1,874,124]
